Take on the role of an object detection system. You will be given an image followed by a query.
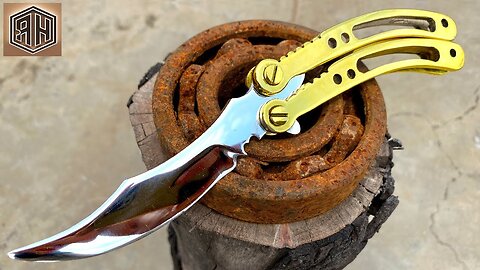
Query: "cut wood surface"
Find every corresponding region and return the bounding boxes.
[128,65,399,270]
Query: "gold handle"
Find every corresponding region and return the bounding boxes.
[260,38,465,133]
[249,9,458,96]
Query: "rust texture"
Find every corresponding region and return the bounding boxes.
[152,20,387,223]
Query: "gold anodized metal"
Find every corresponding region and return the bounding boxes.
[259,38,465,133]
[248,9,458,96]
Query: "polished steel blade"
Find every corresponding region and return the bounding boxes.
[8,74,305,261]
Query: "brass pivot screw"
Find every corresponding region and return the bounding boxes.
[269,105,288,126]
[260,99,293,133]
[263,64,284,86]
[249,59,286,96]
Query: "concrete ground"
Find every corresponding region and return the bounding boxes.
[1,0,478,269]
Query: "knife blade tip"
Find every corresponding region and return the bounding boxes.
[7,250,17,260]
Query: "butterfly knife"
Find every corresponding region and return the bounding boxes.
[9,9,464,261]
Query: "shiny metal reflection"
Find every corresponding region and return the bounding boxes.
[8,74,305,261]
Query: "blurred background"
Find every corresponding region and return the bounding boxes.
[1,0,478,269]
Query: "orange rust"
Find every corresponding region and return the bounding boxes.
[178,64,205,141]
[152,21,386,223]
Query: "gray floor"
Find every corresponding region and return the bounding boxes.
[1,1,478,269]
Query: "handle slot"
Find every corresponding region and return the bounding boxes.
[353,16,436,39]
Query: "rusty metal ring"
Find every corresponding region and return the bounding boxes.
[196,44,344,162]
[152,21,386,223]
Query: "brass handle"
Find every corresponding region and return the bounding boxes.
[259,38,465,133]
[248,9,458,96]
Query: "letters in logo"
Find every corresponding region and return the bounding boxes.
[9,6,57,54]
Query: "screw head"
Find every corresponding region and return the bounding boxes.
[269,105,289,126]
[263,64,284,86]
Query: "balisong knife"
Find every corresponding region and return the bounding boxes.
[9,9,464,261]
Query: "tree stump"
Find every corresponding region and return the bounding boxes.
[128,62,400,270]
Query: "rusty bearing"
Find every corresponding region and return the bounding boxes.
[152,20,386,223]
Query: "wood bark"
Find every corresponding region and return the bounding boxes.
[128,64,400,270]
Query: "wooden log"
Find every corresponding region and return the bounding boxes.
[128,64,400,270]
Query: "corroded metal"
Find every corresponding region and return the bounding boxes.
[152,21,387,223]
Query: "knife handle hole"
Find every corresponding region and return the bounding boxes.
[333,74,342,84]
[347,69,356,79]
[450,49,456,57]
[328,38,337,48]
[341,33,350,43]
[441,19,448,28]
